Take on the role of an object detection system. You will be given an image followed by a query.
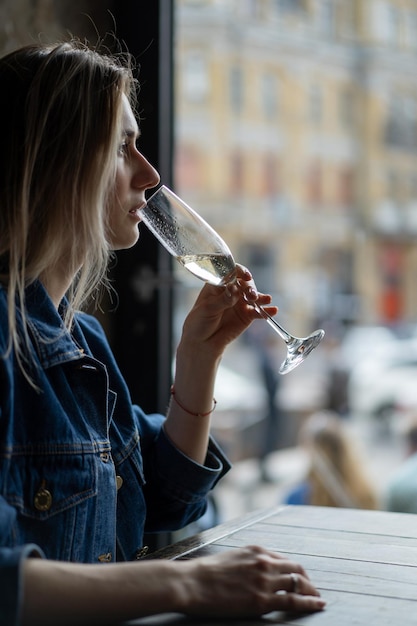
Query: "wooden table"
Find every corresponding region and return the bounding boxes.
[127,505,417,625]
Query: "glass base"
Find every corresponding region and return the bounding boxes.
[279,329,325,375]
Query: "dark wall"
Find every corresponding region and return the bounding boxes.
[111,1,174,414]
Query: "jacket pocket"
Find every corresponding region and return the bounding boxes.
[4,444,98,520]
[2,445,107,561]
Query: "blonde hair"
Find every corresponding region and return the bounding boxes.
[0,39,136,381]
[300,411,378,509]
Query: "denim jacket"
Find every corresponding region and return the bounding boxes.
[0,282,230,625]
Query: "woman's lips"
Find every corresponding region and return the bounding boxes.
[129,202,146,218]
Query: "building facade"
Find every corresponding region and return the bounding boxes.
[174,0,417,334]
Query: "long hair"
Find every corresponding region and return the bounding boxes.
[300,411,378,509]
[0,39,136,381]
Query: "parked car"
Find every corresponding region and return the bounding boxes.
[338,325,397,371]
[347,337,417,430]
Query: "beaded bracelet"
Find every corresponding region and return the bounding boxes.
[170,385,217,417]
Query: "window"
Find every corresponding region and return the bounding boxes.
[337,166,355,207]
[387,170,400,202]
[385,95,417,151]
[275,0,306,14]
[372,1,401,45]
[262,153,280,197]
[306,160,323,206]
[410,173,417,200]
[175,144,202,189]
[261,72,278,120]
[244,244,275,294]
[339,88,355,130]
[183,52,209,102]
[309,83,323,125]
[405,10,417,50]
[229,65,244,114]
[316,0,335,36]
[230,151,244,194]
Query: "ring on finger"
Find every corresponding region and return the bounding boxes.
[290,572,300,594]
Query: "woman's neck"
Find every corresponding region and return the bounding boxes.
[40,269,75,309]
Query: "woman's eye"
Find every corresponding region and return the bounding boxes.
[118,142,129,157]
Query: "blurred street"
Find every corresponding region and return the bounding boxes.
[209,337,408,524]
[214,419,405,523]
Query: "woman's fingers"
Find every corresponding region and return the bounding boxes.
[233,264,278,313]
[183,546,325,618]
[275,591,327,613]
[277,572,320,598]
[234,263,253,281]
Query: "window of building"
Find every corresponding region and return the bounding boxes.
[385,95,417,151]
[309,83,323,125]
[183,52,209,102]
[229,65,244,114]
[230,150,245,194]
[405,10,417,49]
[387,170,400,202]
[175,144,202,190]
[306,160,323,206]
[371,0,401,45]
[316,0,335,36]
[410,173,417,200]
[274,0,306,14]
[241,0,262,19]
[339,88,355,130]
[244,244,276,295]
[262,153,280,197]
[261,72,278,120]
[337,166,355,207]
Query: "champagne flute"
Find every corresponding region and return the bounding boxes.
[140,185,324,374]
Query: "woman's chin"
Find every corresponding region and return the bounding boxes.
[110,229,140,251]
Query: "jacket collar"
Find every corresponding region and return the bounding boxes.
[25,281,85,369]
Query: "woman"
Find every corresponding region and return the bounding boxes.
[0,39,325,624]
[285,411,378,509]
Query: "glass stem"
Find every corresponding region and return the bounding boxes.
[250,300,292,344]
[232,276,292,343]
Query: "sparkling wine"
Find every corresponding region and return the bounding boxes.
[177,253,236,286]
[144,185,325,374]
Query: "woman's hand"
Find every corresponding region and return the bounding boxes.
[179,264,278,361]
[178,545,326,617]
[21,545,324,625]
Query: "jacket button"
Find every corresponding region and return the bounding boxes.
[135,546,149,559]
[98,553,112,562]
[34,481,52,511]
[116,475,123,490]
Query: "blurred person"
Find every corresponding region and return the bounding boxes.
[384,416,417,514]
[247,322,284,482]
[0,38,325,625]
[284,411,378,509]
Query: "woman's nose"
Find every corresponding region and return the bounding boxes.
[133,151,160,191]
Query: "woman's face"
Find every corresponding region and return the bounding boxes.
[107,95,160,250]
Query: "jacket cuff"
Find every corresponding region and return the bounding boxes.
[156,427,232,499]
[0,544,45,626]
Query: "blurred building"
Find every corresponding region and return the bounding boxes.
[3,0,417,335]
[174,0,417,334]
